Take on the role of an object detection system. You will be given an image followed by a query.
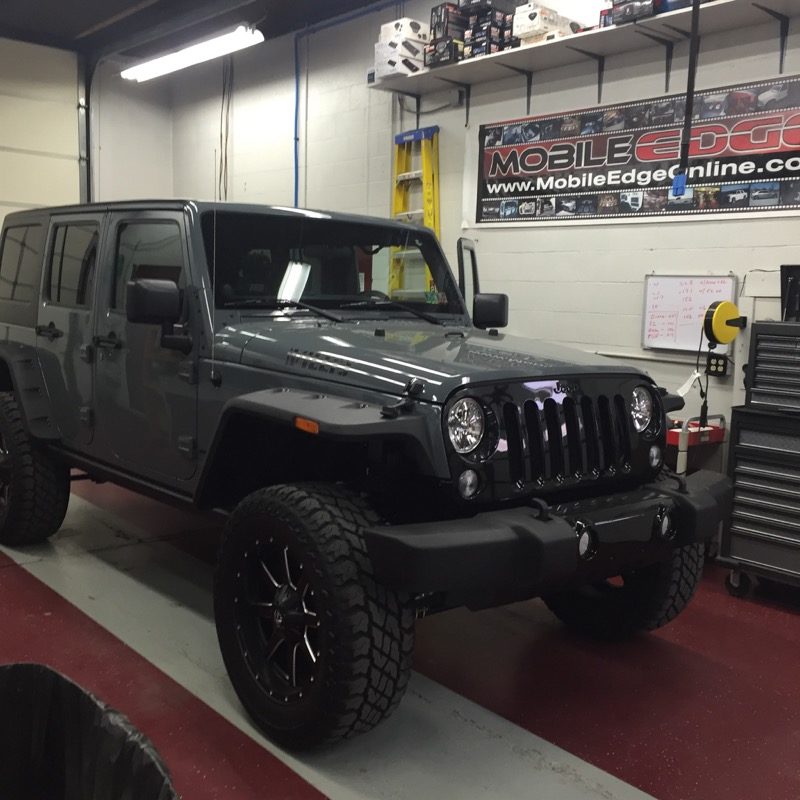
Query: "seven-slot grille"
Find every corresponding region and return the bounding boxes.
[502,394,632,486]
[747,325,800,412]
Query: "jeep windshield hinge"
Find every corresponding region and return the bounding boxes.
[380,378,425,419]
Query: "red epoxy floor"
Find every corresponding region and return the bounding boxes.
[40,483,800,799]
[0,547,321,800]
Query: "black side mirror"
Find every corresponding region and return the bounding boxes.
[127,279,180,325]
[473,293,508,329]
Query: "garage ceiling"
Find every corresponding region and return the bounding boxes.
[0,0,382,62]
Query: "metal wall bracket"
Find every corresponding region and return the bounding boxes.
[636,30,676,93]
[436,79,472,126]
[566,47,605,104]
[499,64,534,115]
[394,91,421,129]
[753,3,790,74]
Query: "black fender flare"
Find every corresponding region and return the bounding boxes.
[0,343,61,440]
[194,387,449,506]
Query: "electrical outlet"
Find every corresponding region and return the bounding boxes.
[706,352,729,377]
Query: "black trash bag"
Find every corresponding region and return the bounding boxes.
[0,663,179,800]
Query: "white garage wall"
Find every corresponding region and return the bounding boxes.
[0,37,80,225]
[91,59,174,200]
[94,3,800,418]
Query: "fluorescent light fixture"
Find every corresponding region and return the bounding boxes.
[121,25,264,82]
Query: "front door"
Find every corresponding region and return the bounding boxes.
[93,211,198,484]
[36,214,102,449]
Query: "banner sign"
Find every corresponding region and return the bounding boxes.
[476,76,800,223]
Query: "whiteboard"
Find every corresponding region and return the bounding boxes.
[643,274,737,352]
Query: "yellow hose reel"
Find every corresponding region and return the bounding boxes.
[704,300,747,346]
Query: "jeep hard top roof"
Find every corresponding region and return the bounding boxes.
[3,200,429,237]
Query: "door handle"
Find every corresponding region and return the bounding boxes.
[35,322,64,341]
[93,332,122,350]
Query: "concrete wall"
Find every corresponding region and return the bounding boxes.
[0,37,80,224]
[91,59,173,200]
[94,1,799,419]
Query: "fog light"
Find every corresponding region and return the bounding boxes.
[458,469,480,499]
[576,521,596,560]
[649,445,663,469]
[654,506,674,540]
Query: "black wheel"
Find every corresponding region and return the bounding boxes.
[214,483,415,750]
[543,543,705,640]
[725,570,752,598]
[0,392,70,546]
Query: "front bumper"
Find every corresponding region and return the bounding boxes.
[364,470,732,596]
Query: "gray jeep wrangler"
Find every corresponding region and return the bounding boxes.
[0,201,730,749]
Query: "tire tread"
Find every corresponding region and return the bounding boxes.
[0,392,69,546]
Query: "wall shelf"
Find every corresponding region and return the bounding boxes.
[368,0,796,109]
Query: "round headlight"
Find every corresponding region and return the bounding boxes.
[631,386,654,433]
[447,398,485,454]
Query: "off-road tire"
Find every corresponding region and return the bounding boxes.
[0,392,70,546]
[543,543,705,640]
[214,483,415,750]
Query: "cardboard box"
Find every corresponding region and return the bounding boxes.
[374,54,424,78]
[468,9,507,27]
[512,4,565,38]
[517,29,570,44]
[375,38,426,61]
[379,18,430,43]
[465,24,503,43]
[431,3,468,39]
[424,37,465,67]
[464,41,502,58]
[612,0,654,24]
[599,8,614,26]
[459,0,515,11]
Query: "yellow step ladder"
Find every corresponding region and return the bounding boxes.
[389,126,440,296]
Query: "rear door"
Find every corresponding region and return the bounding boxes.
[93,211,198,483]
[36,213,102,449]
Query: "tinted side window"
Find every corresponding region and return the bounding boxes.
[0,225,43,303]
[49,223,99,307]
[114,221,184,310]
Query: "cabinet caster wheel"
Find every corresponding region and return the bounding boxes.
[725,571,752,598]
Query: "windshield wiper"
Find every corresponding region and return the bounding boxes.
[222,298,343,322]
[338,294,445,326]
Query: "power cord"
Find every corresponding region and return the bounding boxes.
[694,326,711,428]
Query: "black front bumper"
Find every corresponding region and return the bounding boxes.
[364,470,732,596]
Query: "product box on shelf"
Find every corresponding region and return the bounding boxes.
[468,8,508,26]
[599,7,614,26]
[375,38,426,61]
[459,0,515,11]
[464,41,502,58]
[465,23,503,43]
[431,3,468,39]
[379,18,431,43]
[612,0,654,24]
[374,53,424,78]
[655,0,712,10]
[424,37,465,67]
[512,4,573,39]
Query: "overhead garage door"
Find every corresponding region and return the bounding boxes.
[0,37,80,226]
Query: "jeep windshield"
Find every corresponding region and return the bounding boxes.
[201,210,465,323]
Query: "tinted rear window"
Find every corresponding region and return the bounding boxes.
[48,223,99,307]
[0,225,43,304]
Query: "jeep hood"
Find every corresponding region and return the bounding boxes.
[224,320,648,403]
